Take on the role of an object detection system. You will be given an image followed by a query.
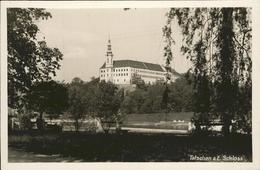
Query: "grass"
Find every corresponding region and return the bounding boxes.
[9,131,252,162]
[121,112,193,130]
[123,122,189,130]
[123,112,194,124]
[59,112,193,131]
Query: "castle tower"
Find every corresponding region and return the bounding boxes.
[106,38,113,68]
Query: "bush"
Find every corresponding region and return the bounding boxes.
[20,115,33,130]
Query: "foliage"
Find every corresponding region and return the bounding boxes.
[168,74,194,112]
[67,78,124,133]
[93,81,124,133]
[67,77,89,132]
[20,114,33,130]
[121,77,194,114]
[131,73,147,90]
[7,8,63,110]
[27,80,68,130]
[163,8,252,134]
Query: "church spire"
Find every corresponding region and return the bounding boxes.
[106,37,113,67]
[107,38,113,56]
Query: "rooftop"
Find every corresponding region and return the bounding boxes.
[100,60,165,72]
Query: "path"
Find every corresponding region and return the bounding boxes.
[8,147,83,162]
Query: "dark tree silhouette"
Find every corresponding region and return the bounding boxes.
[8,8,63,110]
[27,80,68,130]
[163,8,252,134]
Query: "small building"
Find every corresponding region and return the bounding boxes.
[99,39,180,85]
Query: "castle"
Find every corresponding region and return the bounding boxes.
[99,39,179,85]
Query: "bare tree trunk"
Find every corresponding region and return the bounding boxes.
[74,119,79,132]
[36,112,44,130]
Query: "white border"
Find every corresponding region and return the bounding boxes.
[1,1,260,170]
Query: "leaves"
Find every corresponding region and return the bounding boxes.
[8,8,63,109]
[163,8,252,133]
[27,80,68,116]
[67,79,123,131]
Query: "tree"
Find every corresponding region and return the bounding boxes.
[120,77,194,115]
[8,8,63,110]
[67,78,124,133]
[93,81,124,133]
[27,80,68,130]
[132,73,147,90]
[163,8,252,134]
[139,82,164,113]
[121,89,146,114]
[121,95,138,114]
[168,74,194,112]
[67,78,87,132]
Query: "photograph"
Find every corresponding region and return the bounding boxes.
[1,1,258,169]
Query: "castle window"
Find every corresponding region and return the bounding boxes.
[124,79,126,82]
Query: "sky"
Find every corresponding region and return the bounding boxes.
[37,9,191,82]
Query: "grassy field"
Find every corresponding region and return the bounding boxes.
[9,131,252,162]
[123,112,194,124]
[121,112,193,130]
[58,112,194,132]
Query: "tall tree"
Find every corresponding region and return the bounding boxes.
[67,77,87,132]
[7,8,63,110]
[93,81,124,133]
[163,8,252,134]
